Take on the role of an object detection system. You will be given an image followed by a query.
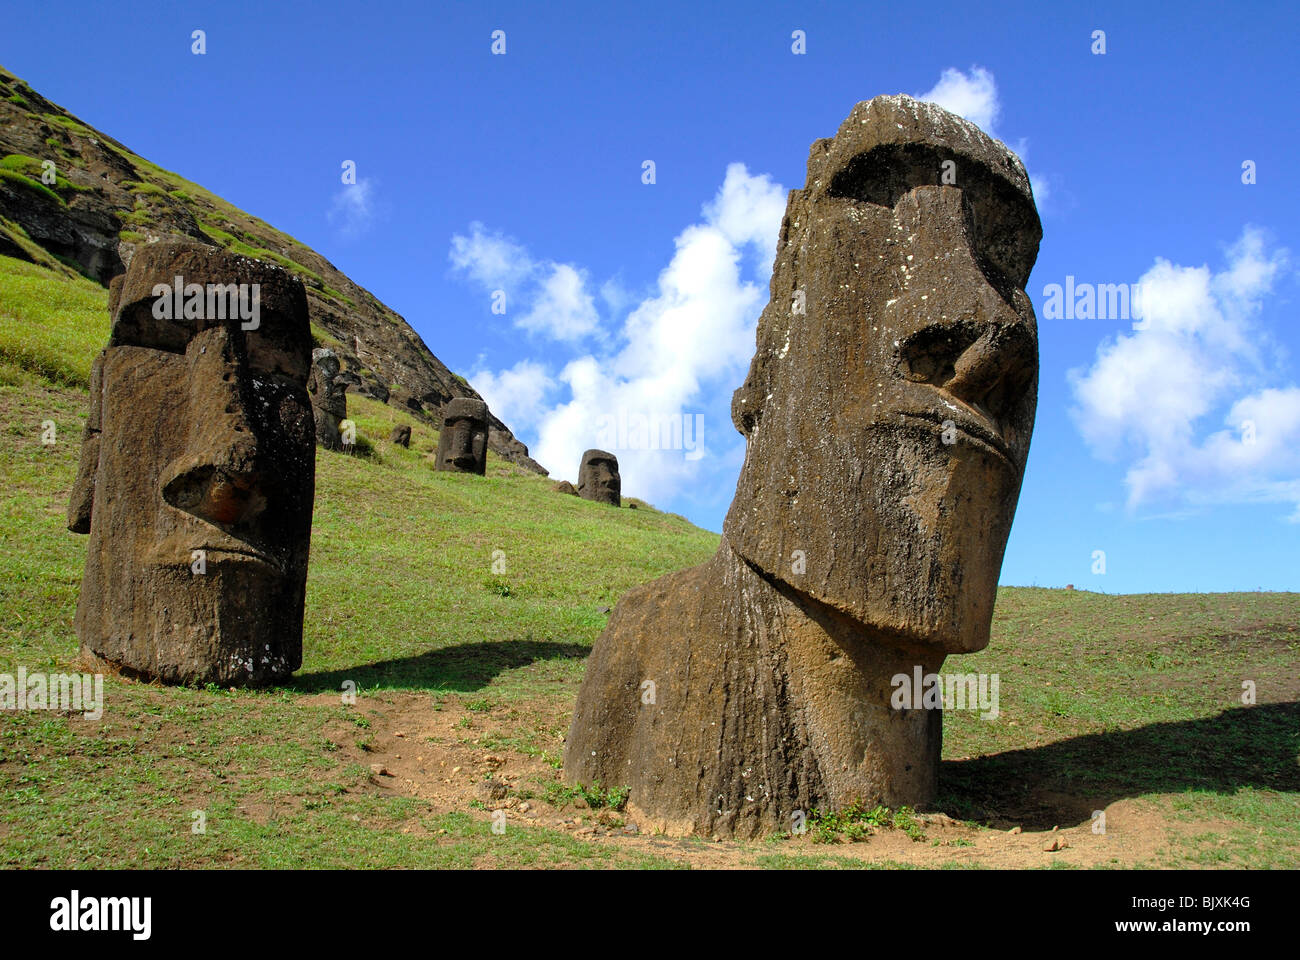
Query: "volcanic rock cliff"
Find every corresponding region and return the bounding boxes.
[0,63,545,474]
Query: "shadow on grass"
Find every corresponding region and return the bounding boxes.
[288,639,591,694]
[936,702,1300,829]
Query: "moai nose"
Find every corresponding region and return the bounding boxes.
[161,326,266,527]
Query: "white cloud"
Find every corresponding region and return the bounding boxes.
[916,66,1000,135]
[327,178,378,237]
[518,263,601,340]
[469,359,554,432]
[453,163,787,506]
[449,224,600,341]
[1069,227,1298,518]
[448,222,534,289]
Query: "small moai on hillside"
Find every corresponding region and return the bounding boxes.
[307,348,348,450]
[577,449,620,506]
[390,424,411,447]
[565,96,1043,837]
[435,397,489,474]
[552,480,578,496]
[67,241,317,686]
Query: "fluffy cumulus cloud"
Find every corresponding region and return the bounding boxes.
[459,162,786,506]
[1069,227,1300,519]
[327,178,379,237]
[450,223,600,341]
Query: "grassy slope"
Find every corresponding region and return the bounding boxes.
[1,254,1297,868]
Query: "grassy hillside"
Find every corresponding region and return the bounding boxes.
[0,62,545,472]
[1,254,1297,868]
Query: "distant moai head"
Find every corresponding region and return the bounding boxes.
[577,449,621,506]
[67,241,316,685]
[390,424,412,448]
[435,397,489,474]
[725,95,1042,654]
[307,348,347,449]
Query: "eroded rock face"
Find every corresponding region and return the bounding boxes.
[390,424,411,448]
[435,397,489,474]
[565,96,1041,837]
[308,348,348,450]
[67,241,316,686]
[577,449,621,506]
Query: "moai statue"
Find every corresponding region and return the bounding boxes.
[67,241,316,686]
[577,449,620,506]
[435,397,489,474]
[307,348,348,450]
[390,424,411,448]
[565,96,1041,837]
[552,480,578,496]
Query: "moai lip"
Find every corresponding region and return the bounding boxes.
[68,241,316,686]
[577,449,621,506]
[435,397,489,474]
[564,95,1042,838]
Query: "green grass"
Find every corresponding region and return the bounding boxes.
[0,256,108,386]
[0,253,1296,868]
[0,167,63,206]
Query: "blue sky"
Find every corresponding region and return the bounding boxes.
[7,1,1297,592]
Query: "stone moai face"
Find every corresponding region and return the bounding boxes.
[577,449,621,506]
[725,95,1041,654]
[67,241,316,685]
[307,348,347,449]
[435,397,489,474]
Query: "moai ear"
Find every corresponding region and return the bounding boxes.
[730,355,767,437]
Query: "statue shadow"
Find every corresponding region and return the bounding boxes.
[934,702,1300,830]
[288,639,590,695]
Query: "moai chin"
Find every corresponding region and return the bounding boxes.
[307,348,347,450]
[577,449,620,506]
[435,397,489,474]
[67,241,316,686]
[564,96,1041,837]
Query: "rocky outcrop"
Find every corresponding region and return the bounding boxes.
[0,62,545,474]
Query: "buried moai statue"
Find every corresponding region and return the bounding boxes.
[307,348,348,450]
[577,449,620,506]
[564,96,1041,837]
[435,397,489,474]
[390,424,411,447]
[67,241,316,686]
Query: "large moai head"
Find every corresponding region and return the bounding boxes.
[435,397,489,474]
[67,241,316,685]
[724,96,1041,654]
[577,449,621,506]
[307,348,347,449]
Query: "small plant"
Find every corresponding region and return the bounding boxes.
[484,576,512,598]
[466,698,492,712]
[807,802,927,844]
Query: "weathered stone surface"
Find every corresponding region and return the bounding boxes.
[577,449,620,506]
[67,241,316,686]
[552,480,578,496]
[435,397,489,474]
[390,424,412,447]
[308,348,348,450]
[565,96,1041,837]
